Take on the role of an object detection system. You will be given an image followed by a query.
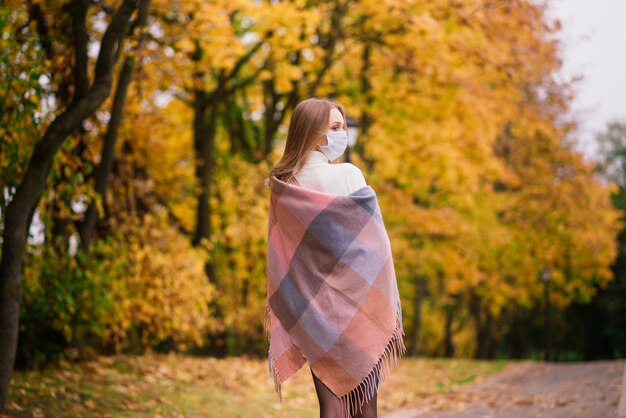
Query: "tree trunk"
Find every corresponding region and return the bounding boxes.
[224,92,253,157]
[443,298,458,358]
[471,293,496,359]
[48,0,89,254]
[506,307,529,359]
[259,75,299,159]
[0,1,136,411]
[470,293,485,359]
[0,186,5,227]
[78,0,153,253]
[485,315,497,359]
[192,86,219,283]
[410,277,426,356]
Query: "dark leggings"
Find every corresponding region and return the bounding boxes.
[310,368,378,418]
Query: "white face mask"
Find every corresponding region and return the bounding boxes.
[318,130,348,161]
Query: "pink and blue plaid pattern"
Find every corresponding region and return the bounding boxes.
[264,175,406,417]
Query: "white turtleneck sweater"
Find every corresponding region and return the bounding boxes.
[293,150,367,196]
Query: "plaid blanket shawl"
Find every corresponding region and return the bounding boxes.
[264,174,406,417]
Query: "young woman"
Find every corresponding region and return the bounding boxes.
[270,98,367,194]
[265,98,405,418]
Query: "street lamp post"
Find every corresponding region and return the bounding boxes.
[542,267,553,362]
[345,116,359,163]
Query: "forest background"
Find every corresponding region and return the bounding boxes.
[1,0,626,410]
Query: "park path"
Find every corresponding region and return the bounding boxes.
[382,360,626,418]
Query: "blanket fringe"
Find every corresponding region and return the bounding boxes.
[264,303,283,403]
[265,301,406,417]
[339,303,406,418]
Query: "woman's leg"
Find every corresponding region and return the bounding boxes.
[310,367,379,418]
[311,368,344,417]
[350,391,377,418]
[350,361,381,418]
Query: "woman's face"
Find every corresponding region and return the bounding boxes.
[319,107,345,146]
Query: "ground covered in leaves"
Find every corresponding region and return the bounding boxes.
[5,353,506,417]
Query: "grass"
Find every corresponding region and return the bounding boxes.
[5,353,508,417]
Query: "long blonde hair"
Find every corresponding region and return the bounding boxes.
[268,98,347,185]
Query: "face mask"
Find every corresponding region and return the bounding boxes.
[318,129,348,161]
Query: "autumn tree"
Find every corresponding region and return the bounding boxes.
[77,0,153,252]
[0,0,143,410]
[1,0,621,390]
[126,0,622,358]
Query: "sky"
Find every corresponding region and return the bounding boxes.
[547,0,626,159]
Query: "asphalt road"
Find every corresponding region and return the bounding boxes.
[382,360,626,418]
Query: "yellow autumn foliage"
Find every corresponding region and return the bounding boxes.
[5,0,622,362]
[103,208,216,352]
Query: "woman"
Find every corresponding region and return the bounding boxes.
[271,98,367,194]
[264,98,405,418]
